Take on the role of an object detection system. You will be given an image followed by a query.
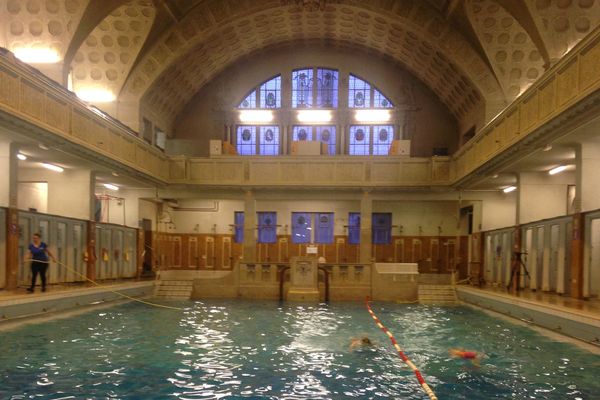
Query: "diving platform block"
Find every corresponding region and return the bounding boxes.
[286,257,320,302]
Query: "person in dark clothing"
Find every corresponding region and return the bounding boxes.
[26,233,56,293]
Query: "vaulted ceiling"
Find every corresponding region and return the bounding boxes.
[2,0,599,134]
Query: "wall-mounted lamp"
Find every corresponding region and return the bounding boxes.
[354,109,391,123]
[41,163,64,173]
[239,110,274,123]
[17,153,27,161]
[103,183,119,191]
[297,110,332,123]
[503,186,517,193]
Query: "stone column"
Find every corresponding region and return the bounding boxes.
[0,142,19,290]
[359,191,372,264]
[136,229,144,279]
[86,221,97,284]
[509,226,522,294]
[243,190,257,263]
[574,142,600,212]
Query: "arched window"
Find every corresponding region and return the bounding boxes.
[237,75,282,109]
[234,69,395,156]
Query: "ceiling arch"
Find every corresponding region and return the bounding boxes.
[467,0,545,101]
[121,0,505,131]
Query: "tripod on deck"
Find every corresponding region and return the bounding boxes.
[507,251,531,292]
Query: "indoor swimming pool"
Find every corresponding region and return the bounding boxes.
[1,300,599,399]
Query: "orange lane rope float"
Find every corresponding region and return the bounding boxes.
[23,259,183,311]
[365,297,438,400]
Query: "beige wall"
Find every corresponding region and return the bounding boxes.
[17,182,48,213]
[166,197,458,236]
[519,171,574,224]
[171,44,458,157]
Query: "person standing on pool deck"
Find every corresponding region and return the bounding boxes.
[26,233,56,293]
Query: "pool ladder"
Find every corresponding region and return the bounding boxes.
[155,279,194,299]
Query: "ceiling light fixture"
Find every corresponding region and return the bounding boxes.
[354,109,391,123]
[17,153,27,161]
[503,186,517,193]
[41,163,64,173]
[542,144,553,152]
[549,165,568,175]
[76,88,116,103]
[13,47,60,64]
[297,110,332,123]
[103,183,119,191]
[38,143,49,150]
[239,110,274,123]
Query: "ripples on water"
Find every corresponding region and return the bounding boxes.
[1,300,599,399]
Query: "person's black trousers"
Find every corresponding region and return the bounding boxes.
[30,261,48,291]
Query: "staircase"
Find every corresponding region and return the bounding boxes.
[154,280,193,299]
[418,284,457,304]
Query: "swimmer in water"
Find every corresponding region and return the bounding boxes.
[350,336,373,350]
[449,348,483,366]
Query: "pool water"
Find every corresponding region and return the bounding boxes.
[1,300,599,399]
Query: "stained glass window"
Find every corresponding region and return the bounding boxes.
[372,125,394,155]
[349,125,370,155]
[234,211,244,243]
[258,212,277,243]
[292,212,312,244]
[259,126,280,155]
[293,125,313,141]
[238,91,257,108]
[236,126,256,155]
[373,89,393,108]
[259,75,281,108]
[315,213,334,244]
[348,75,371,108]
[316,68,338,108]
[372,213,392,244]
[348,212,360,244]
[316,125,336,155]
[292,69,313,108]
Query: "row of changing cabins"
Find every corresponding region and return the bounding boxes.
[1,206,600,299]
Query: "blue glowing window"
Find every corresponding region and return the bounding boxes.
[316,125,336,155]
[349,75,371,108]
[373,89,393,108]
[236,126,256,155]
[292,69,313,108]
[316,68,338,108]
[258,212,277,243]
[349,125,370,155]
[292,125,313,141]
[259,126,279,155]
[372,213,392,244]
[315,213,334,244]
[372,125,394,155]
[238,91,257,108]
[348,212,360,244]
[292,212,312,244]
[259,76,281,108]
[234,211,244,243]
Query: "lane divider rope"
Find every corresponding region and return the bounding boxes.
[365,297,438,400]
[23,259,183,311]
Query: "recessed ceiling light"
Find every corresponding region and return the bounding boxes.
[111,172,119,177]
[103,183,119,191]
[503,186,517,193]
[549,165,567,175]
[41,163,64,172]
[492,174,499,179]
[38,143,49,150]
[542,144,553,152]
[17,153,27,161]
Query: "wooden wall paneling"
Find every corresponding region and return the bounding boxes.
[189,236,198,268]
[412,239,423,264]
[394,238,405,262]
[205,236,214,268]
[430,239,440,271]
[222,236,231,268]
[278,237,289,262]
[446,239,456,271]
[335,237,345,263]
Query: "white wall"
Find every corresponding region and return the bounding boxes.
[519,171,574,224]
[17,182,48,213]
[19,167,92,220]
